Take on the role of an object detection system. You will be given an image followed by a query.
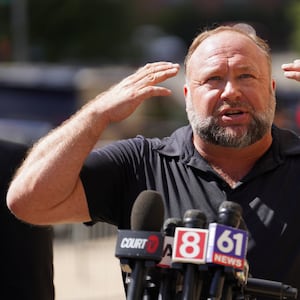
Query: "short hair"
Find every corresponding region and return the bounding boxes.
[184,23,271,73]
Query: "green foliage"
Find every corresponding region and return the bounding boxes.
[0,3,10,37]
[286,0,300,53]
[28,0,134,62]
[1,0,299,63]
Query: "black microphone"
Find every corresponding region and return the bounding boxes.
[207,201,247,300]
[217,201,242,228]
[243,278,298,299]
[174,209,208,300]
[158,217,183,268]
[157,217,183,300]
[115,190,165,300]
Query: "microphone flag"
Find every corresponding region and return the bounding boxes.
[206,223,248,270]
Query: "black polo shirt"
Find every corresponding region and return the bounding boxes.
[81,125,300,294]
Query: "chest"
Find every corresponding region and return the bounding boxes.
[141,156,300,235]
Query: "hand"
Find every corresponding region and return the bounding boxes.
[96,62,180,124]
[281,59,300,82]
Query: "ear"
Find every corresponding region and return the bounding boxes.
[183,84,189,97]
[271,79,276,92]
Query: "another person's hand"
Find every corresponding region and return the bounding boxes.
[282,59,300,82]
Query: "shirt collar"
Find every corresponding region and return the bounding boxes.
[154,125,212,170]
[154,124,300,172]
[153,125,193,158]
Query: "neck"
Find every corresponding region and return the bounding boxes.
[193,133,273,188]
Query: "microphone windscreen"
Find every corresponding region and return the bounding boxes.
[183,209,207,228]
[218,201,242,228]
[163,217,182,236]
[219,201,243,214]
[130,190,164,231]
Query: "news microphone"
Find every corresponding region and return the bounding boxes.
[157,217,183,300]
[115,190,165,300]
[173,209,209,300]
[217,201,243,228]
[158,217,182,268]
[206,201,248,300]
[243,278,298,300]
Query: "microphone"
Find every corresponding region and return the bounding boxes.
[206,201,248,300]
[172,209,209,300]
[157,217,183,300]
[158,217,182,268]
[243,277,298,299]
[115,190,165,300]
[217,201,243,228]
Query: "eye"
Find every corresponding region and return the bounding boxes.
[207,75,222,81]
[239,73,255,79]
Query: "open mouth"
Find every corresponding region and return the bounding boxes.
[223,110,245,117]
[219,108,250,124]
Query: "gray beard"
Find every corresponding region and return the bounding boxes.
[186,100,275,148]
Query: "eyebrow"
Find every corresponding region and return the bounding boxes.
[201,64,259,75]
[235,65,258,73]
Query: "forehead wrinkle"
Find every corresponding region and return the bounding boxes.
[187,31,269,75]
[189,49,264,80]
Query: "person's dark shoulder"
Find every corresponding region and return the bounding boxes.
[0,139,54,300]
[0,139,28,161]
[0,139,29,183]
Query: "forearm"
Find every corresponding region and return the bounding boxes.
[7,96,109,224]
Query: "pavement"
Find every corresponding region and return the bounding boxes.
[53,235,125,300]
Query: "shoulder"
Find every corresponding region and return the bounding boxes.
[272,126,300,156]
[91,125,192,159]
[145,125,193,157]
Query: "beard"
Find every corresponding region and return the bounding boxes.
[186,97,276,148]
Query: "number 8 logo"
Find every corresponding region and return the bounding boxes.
[172,228,208,263]
[179,231,201,258]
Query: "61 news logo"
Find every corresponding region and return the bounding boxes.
[206,223,248,270]
[172,224,248,269]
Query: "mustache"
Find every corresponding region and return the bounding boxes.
[215,100,254,113]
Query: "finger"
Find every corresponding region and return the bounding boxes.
[134,86,173,101]
[135,62,180,85]
[281,59,300,71]
[283,71,300,82]
[117,62,179,92]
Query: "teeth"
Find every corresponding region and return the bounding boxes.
[225,111,242,115]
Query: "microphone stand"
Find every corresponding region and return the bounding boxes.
[127,260,146,300]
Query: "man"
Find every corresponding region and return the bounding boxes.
[6,23,300,296]
[1,139,54,299]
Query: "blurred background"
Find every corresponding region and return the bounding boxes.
[1,0,300,299]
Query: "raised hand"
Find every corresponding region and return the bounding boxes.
[282,59,300,82]
[96,62,180,124]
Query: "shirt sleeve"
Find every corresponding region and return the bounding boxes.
[80,137,146,228]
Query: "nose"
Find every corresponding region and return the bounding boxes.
[220,79,241,101]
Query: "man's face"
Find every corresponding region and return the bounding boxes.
[184,31,276,148]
